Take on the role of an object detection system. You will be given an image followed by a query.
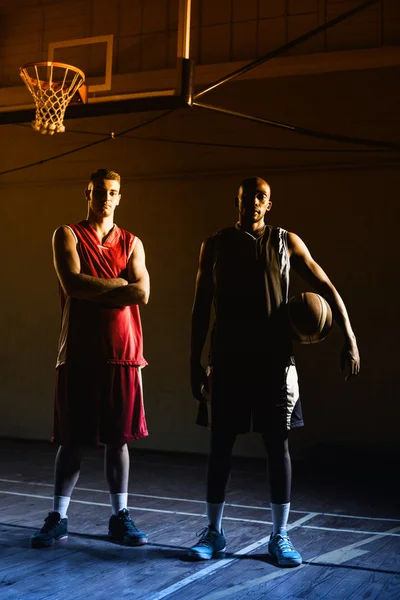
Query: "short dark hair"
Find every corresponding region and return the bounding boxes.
[88,168,121,185]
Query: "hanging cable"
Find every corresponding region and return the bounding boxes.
[192,101,400,152]
[14,123,399,154]
[0,0,395,175]
[0,109,175,177]
[76,131,400,153]
[194,0,380,99]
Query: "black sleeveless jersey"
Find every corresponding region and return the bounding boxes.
[208,224,293,366]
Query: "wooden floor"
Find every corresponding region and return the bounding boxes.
[0,439,398,600]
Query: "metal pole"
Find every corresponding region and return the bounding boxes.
[194,0,379,100]
[176,0,193,104]
[177,0,192,59]
[192,101,400,151]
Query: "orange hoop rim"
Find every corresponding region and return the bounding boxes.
[19,61,85,84]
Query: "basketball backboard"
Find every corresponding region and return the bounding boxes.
[0,0,193,126]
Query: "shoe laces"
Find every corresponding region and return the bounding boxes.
[118,509,139,532]
[196,527,220,548]
[274,533,295,552]
[40,512,60,533]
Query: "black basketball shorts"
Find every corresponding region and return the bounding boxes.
[196,359,304,434]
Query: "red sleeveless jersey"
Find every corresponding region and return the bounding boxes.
[56,220,147,368]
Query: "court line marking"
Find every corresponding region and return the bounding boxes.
[309,525,400,562]
[0,479,398,523]
[146,513,316,600]
[185,565,309,600]
[303,524,400,537]
[1,493,398,599]
[1,490,400,537]
[0,491,271,524]
[176,524,400,600]
[1,483,397,599]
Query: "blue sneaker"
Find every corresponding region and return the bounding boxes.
[188,526,226,560]
[31,511,68,548]
[268,529,302,567]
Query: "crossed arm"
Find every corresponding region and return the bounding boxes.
[288,232,360,379]
[52,226,150,306]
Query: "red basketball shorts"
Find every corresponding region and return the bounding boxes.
[52,363,148,446]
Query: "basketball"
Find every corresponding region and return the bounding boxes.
[288,292,333,344]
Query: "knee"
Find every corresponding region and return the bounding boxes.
[105,444,129,464]
[263,436,290,462]
[208,444,234,471]
[58,445,81,460]
[106,443,127,453]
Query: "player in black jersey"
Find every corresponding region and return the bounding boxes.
[188,176,360,566]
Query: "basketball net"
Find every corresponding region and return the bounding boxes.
[19,62,86,135]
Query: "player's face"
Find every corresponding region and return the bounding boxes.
[236,180,271,224]
[86,177,121,218]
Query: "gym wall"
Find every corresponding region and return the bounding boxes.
[0,0,399,458]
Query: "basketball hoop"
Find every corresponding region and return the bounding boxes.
[19,61,86,135]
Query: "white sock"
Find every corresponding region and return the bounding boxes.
[110,492,128,515]
[206,502,225,533]
[270,502,290,536]
[53,496,70,519]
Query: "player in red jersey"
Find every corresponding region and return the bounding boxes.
[31,169,150,548]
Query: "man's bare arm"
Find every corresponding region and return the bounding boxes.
[288,232,360,379]
[53,226,128,299]
[90,238,150,306]
[190,239,214,400]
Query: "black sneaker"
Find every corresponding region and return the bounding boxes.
[188,526,226,560]
[108,508,147,546]
[31,511,68,548]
